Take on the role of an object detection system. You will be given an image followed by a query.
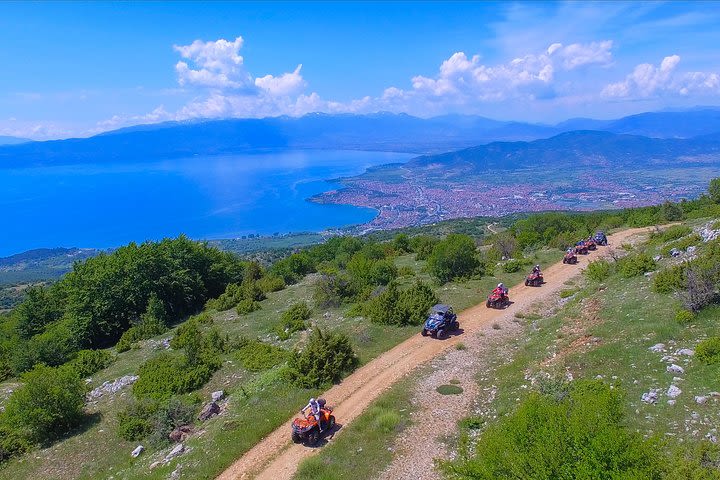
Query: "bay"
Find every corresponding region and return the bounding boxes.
[0,150,412,256]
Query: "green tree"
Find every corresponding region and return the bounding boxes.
[709,177,720,203]
[3,364,86,443]
[288,328,358,388]
[427,234,480,283]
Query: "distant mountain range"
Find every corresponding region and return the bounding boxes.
[0,135,31,146]
[2,107,720,168]
[407,130,720,177]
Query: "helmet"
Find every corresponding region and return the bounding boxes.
[497,283,504,288]
[310,397,316,403]
[535,264,540,269]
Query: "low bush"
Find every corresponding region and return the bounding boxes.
[117,399,158,441]
[674,309,695,325]
[275,302,312,340]
[651,225,692,243]
[427,234,481,283]
[0,424,31,464]
[115,294,169,352]
[653,265,687,294]
[236,299,261,315]
[257,274,286,293]
[364,281,438,326]
[585,259,614,281]
[313,274,351,309]
[235,338,288,371]
[3,364,86,443]
[502,259,523,273]
[132,353,215,401]
[117,396,197,445]
[440,381,663,478]
[695,337,720,365]
[617,253,656,278]
[288,328,358,388]
[68,349,115,377]
[206,280,265,312]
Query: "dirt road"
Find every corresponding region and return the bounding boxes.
[218,227,652,480]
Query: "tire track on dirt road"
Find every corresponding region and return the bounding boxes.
[218,227,654,480]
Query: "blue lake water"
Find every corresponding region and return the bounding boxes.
[0,150,413,256]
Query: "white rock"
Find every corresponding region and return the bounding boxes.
[677,348,695,356]
[686,246,697,255]
[165,443,185,461]
[653,255,663,261]
[667,399,676,406]
[667,364,685,374]
[649,343,665,353]
[211,390,225,402]
[641,391,659,404]
[131,445,144,458]
[695,395,709,405]
[667,385,682,399]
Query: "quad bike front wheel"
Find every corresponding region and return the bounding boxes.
[437,329,446,339]
[421,329,428,337]
[453,321,460,330]
[328,415,336,430]
[307,429,320,446]
[291,431,301,443]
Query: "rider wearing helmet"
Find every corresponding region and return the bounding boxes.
[532,264,541,275]
[301,397,324,431]
[494,282,508,297]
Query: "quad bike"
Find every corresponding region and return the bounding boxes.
[574,242,589,255]
[486,291,510,309]
[563,251,578,264]
[525,272,543,287]
[291,401,335,445]
[594,231,608,246]
[585,238,597,251]
[421,304,459,339]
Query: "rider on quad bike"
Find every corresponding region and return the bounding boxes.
[292,398,336,445]
[301,397,324,431]
[487,283,510,308]
[526,265,543,286]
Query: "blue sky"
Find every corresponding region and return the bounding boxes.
[1,1,719,139]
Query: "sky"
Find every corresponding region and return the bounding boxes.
[1,1,719,140]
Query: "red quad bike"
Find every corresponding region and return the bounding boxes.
[585,238,597,251]
[291,399,335,446]
[563,251,578,264]
[525,271,543,287]
[575,242,589,255]
[486,291,510,309]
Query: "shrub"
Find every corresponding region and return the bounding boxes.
[653,265,687,294]
[257,274,286,293]
[409,235,438,261]
[11,319,77,374]
[117,399,158,441]
[585,259,614,281]
[236,299,261,315]
[364,281,438,326]
[617,253,656,278]
[439,381,663,479]
[502,259,522,273]
[3,364,86,443]
[288,328,358,388]
[235,339,288,371]
[675,309,695,325]
[207,280,265,312]
[427,234,480,283]
[133,353,215,400]
[651,225,692,243]
[0,424,31,464]
[68,349,115,377]
[313,274,350,308]
[695,337,720,365]
[276,302,312,340]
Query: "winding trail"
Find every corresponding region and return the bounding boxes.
[218,227,653,480]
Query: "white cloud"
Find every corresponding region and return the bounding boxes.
[173,37,253,90]
[602,54,720,98]
[255,64,306,96]
[548,40,614,70]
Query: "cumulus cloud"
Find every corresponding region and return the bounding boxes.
[602,54,720,98]
[548,40,614,70]
[255,64,306,96]
[173,37,253,90]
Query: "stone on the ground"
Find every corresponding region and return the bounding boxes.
[667,399,676,406]
[653,255,663,261]
[88,375,139,400]
[686,246,697,255]
[641,390,659,404]
[198,401,220,421]
[649,343,665,353]
[211,390,225,402]
[667,385,682,399]
[670,248,681,257]
[695,395,709,405]
[667,364,685,374]
[131,445,144,458]
[165,443,185,461]
[169,425,192,442]
[677,348,695,356]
